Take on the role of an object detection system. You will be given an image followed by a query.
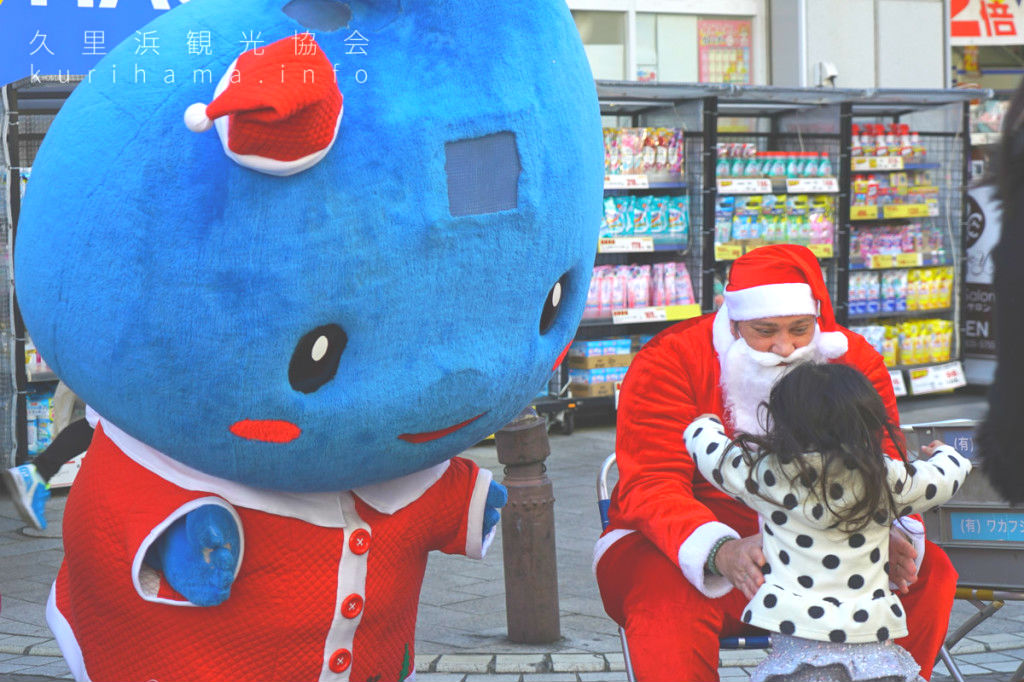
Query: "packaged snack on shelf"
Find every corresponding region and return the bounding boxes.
[715,196,735,243]
[761,194,786,243]
[785,195,810,244]
[732,195,763,241]
[851,125,863,157]
[673,262,696,305]
[880,270,907,313]
[667,196,689,244]
[808,195,835,247]
[648,197,669,236]
[630,197,652,235]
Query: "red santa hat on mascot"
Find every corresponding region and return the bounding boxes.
[713,243,849,360]
[184,34,343,176]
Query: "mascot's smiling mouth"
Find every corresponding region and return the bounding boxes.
[398,413,486,444]
[230,419,302,443]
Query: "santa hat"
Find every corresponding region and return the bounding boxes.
[723,244,848,358]
[184,34,343,176]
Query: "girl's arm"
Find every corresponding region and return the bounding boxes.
[684,415,749,500]
[886,442,972,516]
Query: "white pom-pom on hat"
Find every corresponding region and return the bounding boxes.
[184,102,213,133]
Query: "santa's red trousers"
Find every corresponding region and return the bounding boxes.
[596,532,957,681]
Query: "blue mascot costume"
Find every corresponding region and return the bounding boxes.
[13,1,603,679]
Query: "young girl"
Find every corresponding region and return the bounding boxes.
[685,362,971,682]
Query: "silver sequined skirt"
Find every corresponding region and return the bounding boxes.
[750,634,925,682]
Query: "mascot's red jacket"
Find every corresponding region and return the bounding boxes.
[48,418,493,682]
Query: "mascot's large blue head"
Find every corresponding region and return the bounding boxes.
[14,0,602,492]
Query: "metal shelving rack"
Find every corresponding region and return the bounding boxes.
[555,83,988,422]
[1,75,81,468]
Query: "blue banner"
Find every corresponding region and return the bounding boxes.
[0,0,186,87]
[950,511,1024,543]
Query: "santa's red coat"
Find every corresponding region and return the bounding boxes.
[48,421,492,682]
[598,311,904,586]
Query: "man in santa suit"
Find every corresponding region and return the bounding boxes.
[594,244,958,681]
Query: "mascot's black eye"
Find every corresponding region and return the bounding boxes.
[282,0,352,32]
[289,324,347,393]
[540,274,568,335]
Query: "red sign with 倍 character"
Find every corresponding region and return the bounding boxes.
[952,0,1024,45]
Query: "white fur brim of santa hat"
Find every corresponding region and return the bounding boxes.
[712,304,849,362]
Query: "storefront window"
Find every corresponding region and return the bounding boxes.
[573,11,627,80]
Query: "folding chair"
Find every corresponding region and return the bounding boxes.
[596,453,770,682]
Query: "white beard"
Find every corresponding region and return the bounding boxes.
[720,336,827,436]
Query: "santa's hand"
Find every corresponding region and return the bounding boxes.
[887,527,918,594]
[716,534,766,599]
[147,504,241,607]
[483,480,507,537]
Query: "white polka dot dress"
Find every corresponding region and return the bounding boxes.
[684,416,971,645]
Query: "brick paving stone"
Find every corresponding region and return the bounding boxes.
[958,651,1018,664]
[416,654,441,672]
[414,674,467,682]
[493,654,547,674]
[604,653,625,672]
[981,660,1024,673]
[462,675,523,682]
[550,653,606,673]
[577,673,629,682]
[435,654,494,674]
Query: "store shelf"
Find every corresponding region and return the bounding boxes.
[715,242,834,261]
[604,174,686,191]
[716,177,838,194]
[849,253,953,270]
[850,204,939,221]
[597,236,688,254]
[26,369,57,382]
[851,157,940,172]
[848,307,953,321]
[971,132,1001,147]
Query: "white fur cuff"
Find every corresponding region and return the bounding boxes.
[678,521,740,598]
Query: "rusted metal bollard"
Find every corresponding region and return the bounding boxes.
[495,409,561,643]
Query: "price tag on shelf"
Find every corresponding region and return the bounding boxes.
[717,178,772,194]
[851,206,879,221]
[807,243,834,259]
[598,237,655,253]
[852,157,904,171]
[883,204,930,219]
[896,252,923,267]
[786,178,839,193]
[665,304,702,321]
[604,174,650,190]
[889,370,907,398]
[715,243,744,261]
[908,361,967,395]
[869,254,897,269]
[612,306,669,325]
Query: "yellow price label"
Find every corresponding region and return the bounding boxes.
[883,204,929,219]
[851,206,879,221]
[909,369,930,380]
[665,304,702,321]
[870,254,897,269]
[808,243,834,259]
[715,244,744,261]
[896,252,923,267]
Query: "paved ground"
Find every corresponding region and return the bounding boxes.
[2,391,1022,681]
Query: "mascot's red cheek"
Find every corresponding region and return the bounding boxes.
[230,419,302,443]
[398,413,485,444]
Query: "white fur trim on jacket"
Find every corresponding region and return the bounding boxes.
[678,521,741,598]
[723,282,815,320]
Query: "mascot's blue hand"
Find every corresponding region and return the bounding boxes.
[482,480,508,538]
[145,504,241,607]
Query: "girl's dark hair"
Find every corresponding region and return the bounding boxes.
[730,362,909,532]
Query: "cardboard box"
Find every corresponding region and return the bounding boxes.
[570,381,616,398]
[568,353,636,370]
